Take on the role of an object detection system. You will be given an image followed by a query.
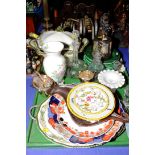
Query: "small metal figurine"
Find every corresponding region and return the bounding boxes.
[100,13,112,37]
[97,28,112,59]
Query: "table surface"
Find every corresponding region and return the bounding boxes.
[26,48,129,155]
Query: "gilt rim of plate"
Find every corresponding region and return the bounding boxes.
[66,82,116,121]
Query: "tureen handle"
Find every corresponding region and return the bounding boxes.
[79,38,89,53]
[27,32,46,57]
[28,39,46,57]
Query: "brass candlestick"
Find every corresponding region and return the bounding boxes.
[42,0,52,31]
[43,17,52,31]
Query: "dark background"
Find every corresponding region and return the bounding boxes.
[48,0,122,12]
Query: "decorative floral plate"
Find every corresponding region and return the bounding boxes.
[49,94,114,138]
[98,70,125,89]
[37,94,123,147]
[66,82,116,121]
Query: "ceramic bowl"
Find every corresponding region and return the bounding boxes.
[78,70,94,82]
[98,70,125,89]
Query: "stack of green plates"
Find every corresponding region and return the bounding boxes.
[83,46,121,70]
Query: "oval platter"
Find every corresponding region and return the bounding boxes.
[37,94,123,147]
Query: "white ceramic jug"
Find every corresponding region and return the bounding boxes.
[28,31,74,83]
[42,42,66,83]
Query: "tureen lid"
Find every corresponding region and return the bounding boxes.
[38,31,74,47]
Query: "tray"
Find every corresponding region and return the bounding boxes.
[26,49,129,147]
[26,87,129,148]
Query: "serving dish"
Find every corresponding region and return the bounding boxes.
[32,94,123,147]
[98,70,125,89]
[78,70,94,82]
[66,82,115,122]
[48,94,115,138]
